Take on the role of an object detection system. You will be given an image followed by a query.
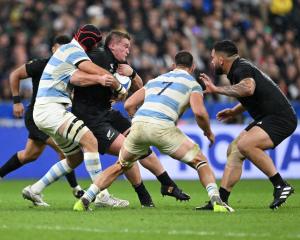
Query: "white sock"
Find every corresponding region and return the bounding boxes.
[84,152,102,181]
[31,159,72,194]
[206,183,220,200]
[83,184,99,202]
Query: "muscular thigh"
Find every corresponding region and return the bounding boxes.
[239,126,274,150]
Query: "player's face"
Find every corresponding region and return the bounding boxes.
[211,49,224,75]
[111,38,131,62]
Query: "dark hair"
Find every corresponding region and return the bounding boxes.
[53,35,71,45]
[174,51,193,68]
[213,40,238,56]
[74,24,102,51]
[104,30,131,47]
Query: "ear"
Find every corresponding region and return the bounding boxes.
[171,63,176,70]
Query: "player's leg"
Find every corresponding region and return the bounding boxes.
[237,126,294,209]
[106,133,153,207]
[74,122,148,211]
[196,133,246,210]
[110,110,189,201]
[45,137,84,198]
[23,104,96,206]
[0,139,46,179]
[152,125,233,213]
[74,145,140,211]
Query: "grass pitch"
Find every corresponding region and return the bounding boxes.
[0,179,299,240]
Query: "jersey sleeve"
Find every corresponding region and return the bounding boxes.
[233,65,253,83]
[65,47,90,67]
[25,59,47,77]
[191,81,203,95]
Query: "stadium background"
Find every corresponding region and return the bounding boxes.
[0,0,299,179]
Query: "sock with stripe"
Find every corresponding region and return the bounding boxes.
[206,183,220,201]
[31,159,72,194]
[82,183,99,202]
[84,152,102,181]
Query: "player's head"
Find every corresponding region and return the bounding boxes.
[51,35,71,53]
[105,30,131,62]
[211,40,239,75]
[174,50,195,73]
[74,24,102,51]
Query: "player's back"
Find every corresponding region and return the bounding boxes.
[133,69,202,125]
[36,39,89,105]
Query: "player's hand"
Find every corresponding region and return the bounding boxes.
[204,130,215,147]
[98,74,117,87]
[199,73,217,94]
[216,108,235,122]
[13,103,24,118]
[117,64,133,77]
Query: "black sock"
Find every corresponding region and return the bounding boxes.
[219,187,230,203]
[156,171,177,187]
[133,181,152,205]
[0,153,23,178]
[64,170,78,188]
[269,172,285,187]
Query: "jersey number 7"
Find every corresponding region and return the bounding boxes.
[157,82,173,95]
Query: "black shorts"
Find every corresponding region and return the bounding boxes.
[83,109,131,154]
[245,111,297,147]
[24,108,49,143]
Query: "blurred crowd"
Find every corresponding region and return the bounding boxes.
[0,0,300,102]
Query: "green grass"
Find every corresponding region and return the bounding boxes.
[0,180,299,240]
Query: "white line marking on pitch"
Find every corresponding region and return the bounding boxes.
[0,224,299,238]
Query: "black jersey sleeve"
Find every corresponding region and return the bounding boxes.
[25,59,48,78]
[233,65,253,84]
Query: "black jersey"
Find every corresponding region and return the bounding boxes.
[227,58,295,120]
[25,58,48,110]
[72,47,120,114]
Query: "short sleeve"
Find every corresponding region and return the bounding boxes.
[65,47,90,66]
[25,59,47,78]
[233,65,253,83]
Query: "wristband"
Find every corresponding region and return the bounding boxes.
[13,96,21,104]
[115,85,126,95]
[129,70,136,80]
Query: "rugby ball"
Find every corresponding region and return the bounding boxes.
[113,73,132,91]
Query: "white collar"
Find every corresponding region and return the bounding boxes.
[71,38,85,51]
[173,68,190,75]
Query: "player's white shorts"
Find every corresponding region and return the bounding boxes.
[33,102,88,156]
[123,121,192,157]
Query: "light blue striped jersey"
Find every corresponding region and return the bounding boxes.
[35,39,90,105]
[133,69,203,125]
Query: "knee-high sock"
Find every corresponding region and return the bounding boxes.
[31,159,72,194]
[84,152,102,181]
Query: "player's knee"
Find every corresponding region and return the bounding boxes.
[227,140,245,167]
[80,131,98,152]
[236,139,249,156]
[180,144,207,169]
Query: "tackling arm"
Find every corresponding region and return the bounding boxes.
[124,88,145,118]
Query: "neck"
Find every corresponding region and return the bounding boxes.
[224,55,239,75]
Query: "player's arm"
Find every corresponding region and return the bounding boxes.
[9,64,28,118]
[70,70,115,87]
[73,60,122,92]
[200,73,256,97]
[117,64,143,92]
[190,92,214,146]
[124,87,145,118]
[216,103,245,122]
